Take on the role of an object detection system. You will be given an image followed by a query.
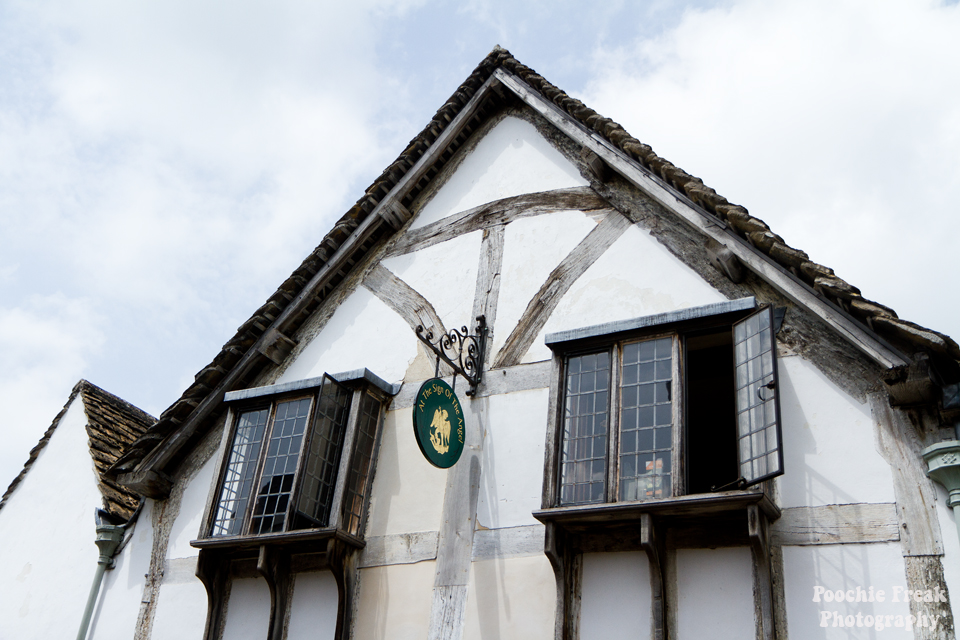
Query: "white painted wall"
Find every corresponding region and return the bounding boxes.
[676,547,755,640]
[354,561,436,640]
[278,287,417,386]
[462,555,555,640]
[167,452,218,559]
[89,499,156,640]
[0,396,105,640]
[778,355,897,508]
[380,230,482,336]
[288,571,339,640]
[151,576,209,640]
[580,551,651,638]
[476,388,549,529]
[524,223,726,363]
[365,407,447,537]
[493,211,598,359]
[782,542,915,639]
[221,577,271,640]
[410,116,587,230]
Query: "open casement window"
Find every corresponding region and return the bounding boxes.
[202,369,394,542]
[539,299,784,640]
[193,369,396,640]
[552,299,783,508]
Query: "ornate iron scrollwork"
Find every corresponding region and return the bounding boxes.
[415,316,487,396]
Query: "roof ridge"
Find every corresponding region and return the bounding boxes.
[112,47,960,496]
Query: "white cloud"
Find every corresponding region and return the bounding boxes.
[0,294,105,482]
[581,0,960,340]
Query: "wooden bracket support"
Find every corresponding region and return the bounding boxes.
[258,327,298,366]
[640,513,666,640]
[748,505,776,640]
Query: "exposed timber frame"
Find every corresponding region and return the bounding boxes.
[491,67,909,371]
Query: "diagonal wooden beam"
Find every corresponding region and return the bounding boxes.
[362,264,453,377]
[386,187,607,258]
[493,210,632,369]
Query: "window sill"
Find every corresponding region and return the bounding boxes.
[190,527,365,552]
[533,489,780,528]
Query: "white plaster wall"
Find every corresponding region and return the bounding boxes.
[524,223,726,363]
[278,287,417,386]
[462,555,555,640]
[167,452,218,559]
[580,552,651,638]
[380,230,482,336]
[151,578,209,640]
[676,547,755,640]
[778,355,897,508]
[493,211,598,359]
[288,571,338,640]
[0,396,105,639]
[88,499,156,640]
[476,388,549,529]
[354,560,436,640]
[783,542,915,639]
[931,485,960,626]
[365,407,446,537]
[220,577,271,640]
[410,116,587,230]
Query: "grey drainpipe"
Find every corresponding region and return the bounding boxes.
[923,439,960,548]
[76,502,144,640]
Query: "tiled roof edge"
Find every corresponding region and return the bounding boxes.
[113,46,959,488]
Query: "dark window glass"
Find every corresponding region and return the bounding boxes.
[341,392,384,536]
[620,337,673,500]
[251,398,312,534]
[559,352,610,505]
[211,409,269,536]
[293,376,351,528]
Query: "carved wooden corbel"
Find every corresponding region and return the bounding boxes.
[748,505,776,640]
[640,513,666,640]
[257,545,292,640]
[196,549,228,640]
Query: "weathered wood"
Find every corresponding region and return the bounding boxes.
[472,224,505,373]
[903,556,955,640]
[640,514,665,640]
[534,488,779,525]
[362,264,454,377]
[257,327,297,365]
[327,390,364,532]
[541,357,563,508]
[359,531,439,568]
[869,394,943,556]
[769,543,789,640]
[472,525,545,560]
[196,549,228,640]
[122,73,508,495]
[428,586,469,640]
[748,505,775,640]
[493,66,909,371]
[257,545,291,640]
[493,210,632,368]
[770,503,900,546]
[386,187,607,258]
[390,360,553,411]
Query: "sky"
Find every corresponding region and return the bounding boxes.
[1,0,959,488]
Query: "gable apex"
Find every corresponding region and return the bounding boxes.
[111,46,960,499]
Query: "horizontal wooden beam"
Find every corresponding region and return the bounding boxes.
[494,67,909,371]
[771,503,900,546]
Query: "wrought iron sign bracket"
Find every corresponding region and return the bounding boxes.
[415,316,487,396]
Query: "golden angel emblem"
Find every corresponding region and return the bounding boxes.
[429,407,451,454]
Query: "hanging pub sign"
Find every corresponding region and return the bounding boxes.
[413,378,465,468]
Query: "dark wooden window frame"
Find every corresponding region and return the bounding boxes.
[536,298,783,640]
[191,368,397,640]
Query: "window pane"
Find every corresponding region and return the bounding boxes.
[211,409,269,536]
[733,307,784,486]
[341,392,384,536]
[251,398,313,534]
[293,376,351,528]
[620,337,673,501]
[559,352,611,505]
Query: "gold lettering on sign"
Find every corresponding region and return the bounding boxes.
[429,408,451,454]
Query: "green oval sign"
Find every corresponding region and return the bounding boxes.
[413,378,465,468]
